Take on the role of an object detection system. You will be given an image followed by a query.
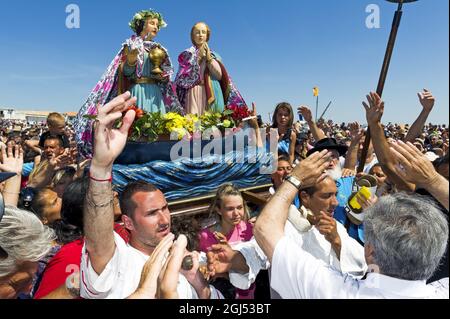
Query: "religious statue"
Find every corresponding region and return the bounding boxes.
[175,22,247,116]
[74,9,182,157]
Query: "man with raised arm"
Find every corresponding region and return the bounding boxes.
[253,148,449,298]
[80,92,221,299]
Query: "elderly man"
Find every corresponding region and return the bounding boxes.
[0,206,55,299]
[80,92,222,299]
[207,151,367,298]
[253,142,449,298]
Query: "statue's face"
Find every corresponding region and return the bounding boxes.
[192,23,208,47]
[141,18,160,40]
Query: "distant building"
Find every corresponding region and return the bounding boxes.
[0,108,78,123]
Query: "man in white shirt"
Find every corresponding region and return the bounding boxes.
[208,175,367,297]
[253,148,449,299]
[80,92,221,299]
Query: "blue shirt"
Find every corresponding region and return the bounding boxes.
[333,176,365,244]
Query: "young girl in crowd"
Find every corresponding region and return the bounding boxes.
[270,102,296,163]
[198,183,254,299]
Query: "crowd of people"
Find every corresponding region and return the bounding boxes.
[1,84,448,299]
[1,7,449,301]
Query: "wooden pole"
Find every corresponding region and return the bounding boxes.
[358,1,406,173]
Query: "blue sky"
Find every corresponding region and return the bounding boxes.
[0,0,448,124]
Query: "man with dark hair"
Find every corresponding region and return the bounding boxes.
[80,92,222,299]
[207,161,366,298]
[271,155,292,190]
[119,181,159,219]
[118,181,172,254]
[27,135,72,189]
[42,135,65,160]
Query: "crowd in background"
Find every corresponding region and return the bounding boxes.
[0,88,449,299]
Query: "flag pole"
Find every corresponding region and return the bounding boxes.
[315,95,319,122]
[357,0,418,173]
[319,101,333,121]
[313,87,319,122]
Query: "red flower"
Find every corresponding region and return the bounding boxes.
[226,104,250,122]
[135,109,144,119]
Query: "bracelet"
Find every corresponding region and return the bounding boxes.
[85,194,114,208]
[89,171,113,183]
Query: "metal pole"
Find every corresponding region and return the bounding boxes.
[315,96,319,122]
[319,101,333,121]
[358,1,405,173]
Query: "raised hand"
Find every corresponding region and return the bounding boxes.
[349,121,363,141]
[0,144,23,175]
[298,105,313,123]
[90,92,137,178]
[49,149,73,171]
[158,234,188,299]
[417,89,435,113]
[247,102,259,129]
[291,149,331,188]
[363,92,385,125]
[129,233,175,299]
[390,140,440,189]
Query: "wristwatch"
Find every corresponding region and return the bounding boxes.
[286,175,302,190]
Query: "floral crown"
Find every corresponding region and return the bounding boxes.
[129,9,167,33]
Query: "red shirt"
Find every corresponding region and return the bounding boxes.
[34,223,130,299]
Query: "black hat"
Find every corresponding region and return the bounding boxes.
[0,172,16,183]
[307,138,348,157]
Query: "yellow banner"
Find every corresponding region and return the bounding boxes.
[313,87,319,97]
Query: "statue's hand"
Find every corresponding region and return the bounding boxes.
[127,48,139,65]
[154,73,168,83]
[198,44,207,61]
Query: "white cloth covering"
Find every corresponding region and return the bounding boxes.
[229,205,367,298]
[271,236,449,299]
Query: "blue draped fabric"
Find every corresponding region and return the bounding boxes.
[112,146,274,201]
[23,133,275,201]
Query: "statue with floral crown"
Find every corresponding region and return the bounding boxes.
[74,9,182,158]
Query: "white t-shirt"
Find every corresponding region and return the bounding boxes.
[80,232,222,299]
[229,206,367,295]
[271,236,449,299]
